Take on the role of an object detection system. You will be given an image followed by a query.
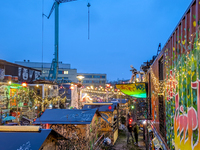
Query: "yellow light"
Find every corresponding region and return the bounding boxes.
[8,81,11,85]
[36,85,39,87]
[70,86,74,90]
[106,84,110,87]
[49,85,51,88]
[22,82,27,87]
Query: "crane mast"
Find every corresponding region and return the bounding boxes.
[54,1,59,82]
[44,0,76,82]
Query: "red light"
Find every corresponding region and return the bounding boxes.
[129,119,132,122]
[70,86,74,90]
[108,106,112,110]
[60,86,63,89]
[46,124,49,129]
[22,82,27,87]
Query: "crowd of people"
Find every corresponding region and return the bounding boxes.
[126,112,139,145]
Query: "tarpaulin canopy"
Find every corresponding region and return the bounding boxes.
[116,83,147,98]
[3,116,16,121]
[0,129,55,150]
[33,108,99,125]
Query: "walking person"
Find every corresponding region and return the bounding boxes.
[133,122,139,145]
[127,119,134,144]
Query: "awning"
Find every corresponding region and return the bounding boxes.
[116,83,147,98]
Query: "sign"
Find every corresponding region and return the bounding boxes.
[116,83,147,98]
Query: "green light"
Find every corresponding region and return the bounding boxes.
[131,105,134,109]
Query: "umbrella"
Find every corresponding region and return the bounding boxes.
[3,116,16,121]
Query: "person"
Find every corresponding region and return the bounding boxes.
[127,121,134,144]
[127,112,131,119]
[133,122,139,145]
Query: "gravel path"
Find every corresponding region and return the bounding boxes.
[112,130,146,150]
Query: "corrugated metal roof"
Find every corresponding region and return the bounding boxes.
[0,59,41,72]
[110,99,128,104]
[33,109,98,125]
[0,129,52,150]
[83,103,118,112]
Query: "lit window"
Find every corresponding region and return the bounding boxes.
[64,71,68,74]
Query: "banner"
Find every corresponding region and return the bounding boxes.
[116,83,147,98]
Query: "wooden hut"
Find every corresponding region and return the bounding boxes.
[83,102,119,144]
[110,99,128,124]
[33,109,101,149]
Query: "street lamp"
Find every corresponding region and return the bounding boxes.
[76,75,84,109]
[76,75,84,82]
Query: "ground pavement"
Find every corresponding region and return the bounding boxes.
[112,129,146,150]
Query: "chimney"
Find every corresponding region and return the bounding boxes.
[28,60,30,62]
[24,60,26,62]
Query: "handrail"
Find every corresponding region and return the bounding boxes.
[93,133,104,150]
[150,123,169,150]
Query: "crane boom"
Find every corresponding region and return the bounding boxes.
[56,0,76,3]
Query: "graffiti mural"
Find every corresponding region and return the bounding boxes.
[18,67,41,82]
[168,73,200,150]
[164,28,200,150]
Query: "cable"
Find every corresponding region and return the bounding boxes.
[42,0,44,73]
[87,2,91,40]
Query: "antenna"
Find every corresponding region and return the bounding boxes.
[157,43,161,56]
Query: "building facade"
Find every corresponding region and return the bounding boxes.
[77,73,107,87]
[15,61,77,83]
[15,61,107,87]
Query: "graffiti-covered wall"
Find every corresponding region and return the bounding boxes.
[149,0,200,149]
[0,60,41,82]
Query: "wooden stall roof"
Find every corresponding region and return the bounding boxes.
[83,102,118,112]
[110,99,128,104]
[0,126,40,132]
[33,108,100,125]
[0,129,66,150]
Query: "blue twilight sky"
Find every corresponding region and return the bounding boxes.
[0,0,192,81]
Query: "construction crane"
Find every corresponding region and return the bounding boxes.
[44,0,76,82]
